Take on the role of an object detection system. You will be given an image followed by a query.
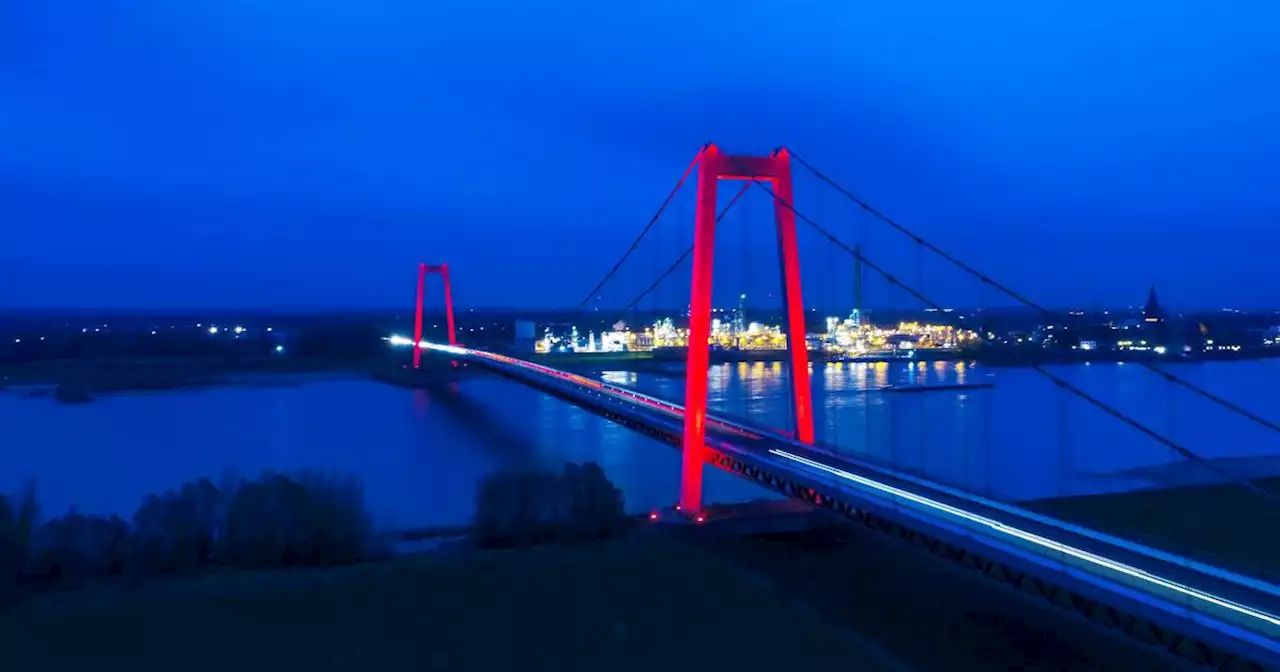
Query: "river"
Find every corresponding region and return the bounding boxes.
[2,360,1278,530]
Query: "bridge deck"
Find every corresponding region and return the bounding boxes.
[420,343,1280,666]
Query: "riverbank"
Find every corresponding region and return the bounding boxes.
[0,356,380,396]
[0,534,905,672]
[1026,475,1280,584]
[0,471,1245,671]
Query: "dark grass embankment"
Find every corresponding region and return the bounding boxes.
[0,534,905,672]
[1025,476,1280,584]
[693,523,1186,671]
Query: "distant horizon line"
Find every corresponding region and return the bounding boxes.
[1,304,1277,317]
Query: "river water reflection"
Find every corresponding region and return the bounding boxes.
[2,360,1278,530]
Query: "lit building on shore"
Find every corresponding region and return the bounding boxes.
[531,311,976,358]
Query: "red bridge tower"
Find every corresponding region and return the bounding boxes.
[681,145,815,515]
[412,262,458,369]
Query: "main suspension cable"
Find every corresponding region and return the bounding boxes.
[787,150,1280,437]
[610,183,751,321]
[577,145,707,308]
[753,179,1279,506]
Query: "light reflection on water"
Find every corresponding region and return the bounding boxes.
[1,360,1278,531]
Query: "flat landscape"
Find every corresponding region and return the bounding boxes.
[0,535,905,672]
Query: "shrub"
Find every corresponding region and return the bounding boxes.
[560,462,627,541]
[27,511,131,581]
[221,471,373,567]
[473,462,628,548]
[0,484,39,583]
[473,469,571,547]
[130,477,223,575]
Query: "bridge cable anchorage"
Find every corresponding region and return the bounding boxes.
[577,146,708,308]
[751,179,1280,507]
[785,149,1280,438]
[609,182,751,322]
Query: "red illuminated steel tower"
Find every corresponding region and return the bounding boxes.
[680,145,815,515]
[412,262,458,369]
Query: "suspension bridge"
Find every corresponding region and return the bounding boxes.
[400,144,1279,669]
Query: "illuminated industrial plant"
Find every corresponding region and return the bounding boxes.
[531,304,977,359]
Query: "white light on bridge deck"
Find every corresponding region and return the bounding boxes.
[275,345,284,353]
[208,326,218,334]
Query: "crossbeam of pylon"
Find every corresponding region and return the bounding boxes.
[412,262,458,369]
[681,144,814,517]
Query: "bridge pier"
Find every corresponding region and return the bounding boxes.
[373,354,482,388]
[651,499,837,537]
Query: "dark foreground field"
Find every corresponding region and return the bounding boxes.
[0,534,905,672]
[696,524,1181,671]
[0,523,1195,672]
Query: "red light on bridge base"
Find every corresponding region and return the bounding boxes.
[649,512,658,521]
[695,514,706,524]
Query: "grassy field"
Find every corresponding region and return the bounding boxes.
[0,535,904,672]
[694,525,1179,671]
[1026,476,1280,583]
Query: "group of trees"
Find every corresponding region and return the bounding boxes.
[0,471,382,603]
[473,462,629,547]
[0,461,630,606]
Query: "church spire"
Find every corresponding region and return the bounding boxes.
[1143,285,1163,323]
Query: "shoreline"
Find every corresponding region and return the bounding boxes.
[3,351,1276,396]
[0,357,381,399]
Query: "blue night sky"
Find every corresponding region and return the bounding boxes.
[2,1,1277,311]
